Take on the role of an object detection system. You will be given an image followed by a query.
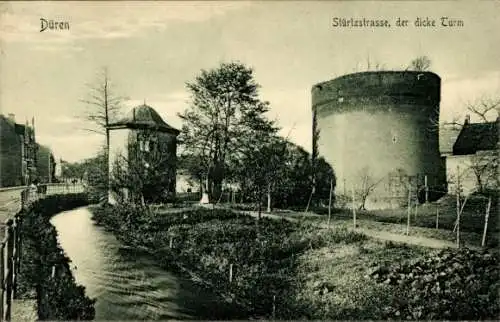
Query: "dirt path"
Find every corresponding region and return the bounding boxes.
[232,208,457,249]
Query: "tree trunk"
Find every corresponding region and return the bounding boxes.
[212,179,223,203]
[200,176,210,204]
[258,191,262,220]
[267,183,271,213]
[359,195,367,210]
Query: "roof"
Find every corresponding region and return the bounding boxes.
[36,144,53,156]
[439,126,461,154]
[108,104,180,135]
[0,114,35,136]
[452,120,499,155]
[313,70,441,89]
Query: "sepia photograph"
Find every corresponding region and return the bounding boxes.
[0,0,499,320]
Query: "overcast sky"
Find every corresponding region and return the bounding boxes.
[1,1,499,162]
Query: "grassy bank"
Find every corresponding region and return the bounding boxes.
[91,203,500,320]
[17,193,95,320]
[313,194,499,235]
[91,204,307,318]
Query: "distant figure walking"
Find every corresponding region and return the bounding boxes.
[37,181,47,197]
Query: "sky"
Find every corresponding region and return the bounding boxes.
[1,0,499,163]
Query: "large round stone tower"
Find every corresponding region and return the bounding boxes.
[312,71,446,209]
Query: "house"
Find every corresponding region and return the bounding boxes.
[441,116,499,195]
[107,104,180,204]
[36,144,57,183]
[0,114,38,187]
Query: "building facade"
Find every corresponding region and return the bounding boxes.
[0,114,38,187]
[107,104,180,205]
[36,144,57,183]
[443,117,499,195]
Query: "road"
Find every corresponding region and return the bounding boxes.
[0,187,24,224]
[0,184,84,240]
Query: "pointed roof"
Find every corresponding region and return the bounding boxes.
[108,104,180,135]
[439,126,460,155]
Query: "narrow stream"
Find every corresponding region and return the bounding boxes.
[50,207,240,320]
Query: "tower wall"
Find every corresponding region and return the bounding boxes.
[312,71,446,209]
[108,128,131,205]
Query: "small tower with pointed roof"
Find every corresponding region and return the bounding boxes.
[107,103,180,205]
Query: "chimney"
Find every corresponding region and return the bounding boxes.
[7,113,15,122]
[464,114,470,125]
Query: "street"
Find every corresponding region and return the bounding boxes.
[0,184,84,240]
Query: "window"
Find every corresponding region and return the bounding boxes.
[139,140,150,152]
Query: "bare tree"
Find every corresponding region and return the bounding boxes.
[80,68,125,151]
[409,56,432,71]
[469,152,498,193]
[447,96,499,193]
[465,96,500,122]
[361,55,386,72]
[355,167,384,210]
[80,68,125,191]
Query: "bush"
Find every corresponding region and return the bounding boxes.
[370,247,500,320]
[91,204,317,318]
[91,203,378,319]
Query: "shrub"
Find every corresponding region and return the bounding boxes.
[370,247,500,320]
[91,205,313,318]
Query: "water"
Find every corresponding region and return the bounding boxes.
[51,207,241,320]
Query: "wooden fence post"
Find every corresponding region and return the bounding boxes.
[4,220,14,321]
[351,187,356,229]
[482,197,492,247]
[16,215,22,278]
[21,190,26,210]
[272,294,276,319]
[424,175,429,203]
[12,216,19,300]
[1,242,5,321]
[435,207,439,230]
[229,264,233,283]
[406,186,411,235]
[456,166,461,248]
[327,178,333,229]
